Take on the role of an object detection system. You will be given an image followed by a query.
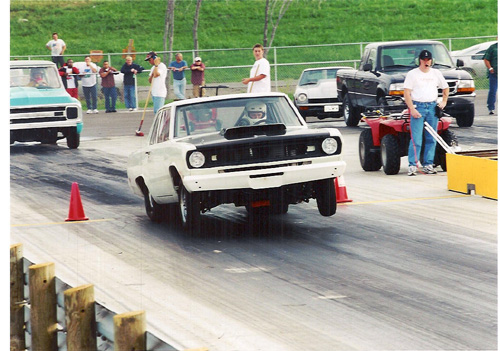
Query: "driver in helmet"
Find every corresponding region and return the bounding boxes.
[241,101,266,125]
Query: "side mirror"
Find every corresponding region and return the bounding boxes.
[363,63,373,72]
[456,59,464,68]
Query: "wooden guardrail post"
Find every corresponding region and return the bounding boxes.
[64,284,97,351]
[113,310,146,351]
[10,243,25,351]
[29,262,58,351]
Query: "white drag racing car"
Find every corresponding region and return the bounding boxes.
[127,92,346,230]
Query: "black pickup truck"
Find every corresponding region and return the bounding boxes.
[336,40,476,127]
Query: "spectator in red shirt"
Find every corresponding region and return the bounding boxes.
[99,61,118,113]
[190,56,205,98]
[59,59,80,99]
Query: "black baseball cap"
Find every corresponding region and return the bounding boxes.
[145,51,157,61]
[419,50,433,60]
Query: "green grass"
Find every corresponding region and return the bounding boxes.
[10,0,497,96]
[11,0,497,58]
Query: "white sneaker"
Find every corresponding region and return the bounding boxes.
[129,108,133,112]
[408,165,417,176]
[93,109,99,114]
[132,108,138,111]
[86,109,92,114]
[422,165,437,174]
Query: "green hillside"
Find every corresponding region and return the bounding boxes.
[10,0,498,60]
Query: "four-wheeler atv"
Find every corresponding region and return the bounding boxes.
[359,108,458,175]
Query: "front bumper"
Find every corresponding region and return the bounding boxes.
[295,102,343,117]
[182,157,346,193]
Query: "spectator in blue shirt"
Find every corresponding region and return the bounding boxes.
[168,53,188,100]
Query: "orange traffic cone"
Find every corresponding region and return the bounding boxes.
[335,176,352,203]
[65,182,89,221]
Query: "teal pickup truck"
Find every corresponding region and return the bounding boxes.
[10,60,83,148]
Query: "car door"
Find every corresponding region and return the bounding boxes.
[356,48,379,107]
[143,108,175,201]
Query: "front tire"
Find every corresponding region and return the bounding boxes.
[179,182,201,231]
[66,127,80,149]
[455,106,474,127]
[343,93,361,127]
[359,129,382,171]
[381,134,401,175]
[315,178,337,216]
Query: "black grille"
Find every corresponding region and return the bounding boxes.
[11,106,66,114]
[308,98,340,104]
[10,117,67,124]
[188,136,341,169]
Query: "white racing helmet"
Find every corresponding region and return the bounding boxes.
[244,101,267,125]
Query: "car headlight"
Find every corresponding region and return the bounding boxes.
[457,79,475,93]
[296,93,308,103]
[389,83,404,96]
[189,151,205,168]
[321,138,338,155]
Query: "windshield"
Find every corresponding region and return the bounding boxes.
[174,96,303,138]
[379,43,454,70]
[10,66,62,89]
[298,68,338,85]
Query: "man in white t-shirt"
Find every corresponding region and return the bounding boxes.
[46,32,66,68]
[75,56,99,114]
[403,49,449,176]
[242,44,271,93]
[145,51,168,114]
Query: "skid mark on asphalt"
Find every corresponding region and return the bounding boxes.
[11,218,114,228]
[339,194,470,206]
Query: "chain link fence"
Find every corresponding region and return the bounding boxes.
[11,36,496,110]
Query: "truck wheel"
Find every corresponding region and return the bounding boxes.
[179,182,201,231]
[315,178,337,216]
[143,186,166,223]
[455,106,474,127]
[66,127,80,149]
[434,129,457,171]
[343,94,360,127]
[359,129,382,171]
[381,134,401,175]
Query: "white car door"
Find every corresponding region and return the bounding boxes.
[143,109,177,202]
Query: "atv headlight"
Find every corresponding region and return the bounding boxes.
[297,93,308,103]
[189,151,205,168]
[321,138,338,155]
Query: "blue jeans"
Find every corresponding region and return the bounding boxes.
[487,72,497,111]
[173,78,186,100]
[408,101,438,167]
[152,96,165,114]
[83,85,97,110]
[124,84,136,109]
[102,86,117,111]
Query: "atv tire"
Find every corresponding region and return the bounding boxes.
[359,129,382,171]
[381,134,401,175]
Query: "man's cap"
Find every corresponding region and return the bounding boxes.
[145,51,157,61]
[194,56,201,62]
[419,50,433,60]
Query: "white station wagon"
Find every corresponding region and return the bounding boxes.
[127,92,346,230]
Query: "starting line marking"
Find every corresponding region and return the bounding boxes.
[11,218,114,228]
[339,194,471,206]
